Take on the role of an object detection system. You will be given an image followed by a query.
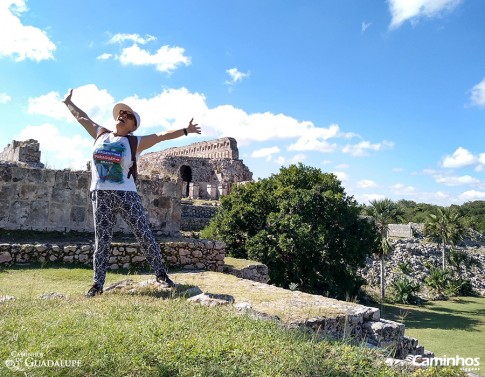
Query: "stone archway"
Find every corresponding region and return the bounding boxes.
[180,165,192,198]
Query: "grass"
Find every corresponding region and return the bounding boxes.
[0,266,468,377]
[378,297,485,375]
[223,256,264,269]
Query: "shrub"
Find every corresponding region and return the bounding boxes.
[444,278,476,297]
[202,163,380,299]
[389,276,421,304]
[397,261,413,275]
[425,267,451,295]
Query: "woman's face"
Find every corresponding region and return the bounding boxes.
[115,110,137,133]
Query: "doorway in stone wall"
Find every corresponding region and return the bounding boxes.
[180,165,192,198]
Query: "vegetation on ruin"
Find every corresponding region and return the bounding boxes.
[0,266,468,377]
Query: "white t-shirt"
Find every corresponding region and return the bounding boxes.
[90,132,141,192]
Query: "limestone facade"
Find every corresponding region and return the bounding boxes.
[137,137,253,200]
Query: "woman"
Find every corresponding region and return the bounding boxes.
[63,89,201,297]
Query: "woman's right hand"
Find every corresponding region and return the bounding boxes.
[63,89,73,104]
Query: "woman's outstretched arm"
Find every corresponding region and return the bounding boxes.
[62,89,100,139]
[138,118,201,153]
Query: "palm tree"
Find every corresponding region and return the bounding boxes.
[424,207,464,270]
[362,198,403,301]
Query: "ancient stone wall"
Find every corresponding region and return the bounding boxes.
[0,163,181,236]
[0,139,44,168]
[181,203,219,231]
[157,137,239,160]
[138,153,252,200]
[0,239,225,272]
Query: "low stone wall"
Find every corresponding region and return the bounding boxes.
[181,203,219,231]
[0,239,225,272]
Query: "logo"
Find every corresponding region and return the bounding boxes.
[406,354,480,373]
[4,351,81,372]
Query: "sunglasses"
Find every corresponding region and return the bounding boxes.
[119,110,136,122]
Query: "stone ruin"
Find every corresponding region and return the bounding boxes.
[138,137,253,200]
[0,138,439,364]
[0,139,44,168]
[0,136,253,234]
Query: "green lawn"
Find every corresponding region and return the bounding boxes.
[379,297,485,376]
[0,266,469,377]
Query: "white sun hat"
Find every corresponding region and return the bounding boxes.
[113,103,141,129]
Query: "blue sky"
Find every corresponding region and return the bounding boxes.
[1,0,484,206]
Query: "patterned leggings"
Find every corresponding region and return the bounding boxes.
[91,190,166,287]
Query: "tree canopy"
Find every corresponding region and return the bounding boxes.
[201,163,380,299]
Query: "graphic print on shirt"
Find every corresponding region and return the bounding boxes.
[93,141,126,184]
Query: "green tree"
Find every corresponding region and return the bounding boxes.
[457,200,485,235]
[424,207,465,270]
[202,163,380,299]
[361,198,403,301]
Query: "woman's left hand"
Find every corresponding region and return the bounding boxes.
[187,118,201,134]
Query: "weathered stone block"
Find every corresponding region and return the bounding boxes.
[0,200,10,222]
[51,187,71,203]
[70,206,86,223]
[10,201,30,225]
[49,202,70,226]
[30,200,49,226]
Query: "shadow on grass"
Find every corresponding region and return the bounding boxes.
[379,303,482,331]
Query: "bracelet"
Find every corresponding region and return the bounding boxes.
[183,128,188,136]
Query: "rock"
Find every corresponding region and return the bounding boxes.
[39,292,67,300]
[0,295,15,303]
[187,292,234,307]
[0,252,12,264]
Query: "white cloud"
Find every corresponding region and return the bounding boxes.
[390,183,416,195]
[357,179,377,188]
[469,78,485,107]
[435,174,480,186]
[28,84,115,126]
[15,123,92,169]
[226,68,250,85]
[479,153,485,165]
[109,33,156,45]
[458,190,485,201]
[29,85,402,164]
[422,168,438,175]
[441,147,477,168]
[97,53,112,60]
[388,0,462,30]
[361,21,371,32]
[117,44,191,73]
[342,140,394,156]
[289,154,306,164]
[0,92,11,103]
[0,0,56,61]
[288,124,340,152]
[392,167,404,172]
[333,171,348,182]
[251,146,280,161]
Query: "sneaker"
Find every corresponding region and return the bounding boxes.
[86,284,103,297]
[156,271,175,288]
